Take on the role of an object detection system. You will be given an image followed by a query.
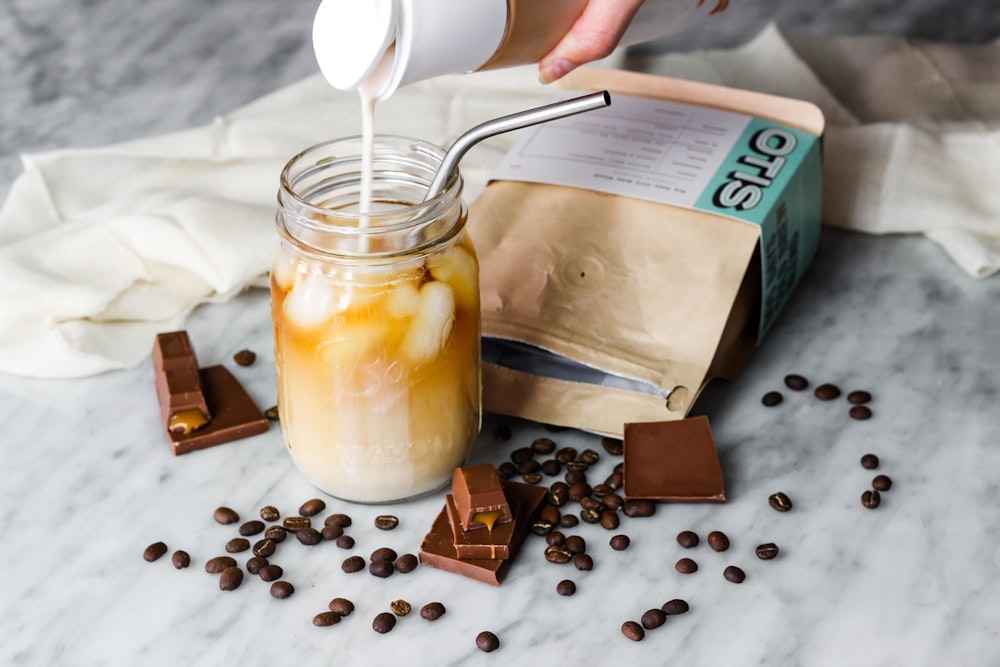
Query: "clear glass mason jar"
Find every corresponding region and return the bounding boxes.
[272,136,481,503]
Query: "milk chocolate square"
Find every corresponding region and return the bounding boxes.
[444,493,514,560]
[451,464,513,532]
[622,416,726,502]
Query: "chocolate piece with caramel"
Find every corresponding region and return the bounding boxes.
[451,464,514,532]
[444,493,515,560]
[153,331,211,434]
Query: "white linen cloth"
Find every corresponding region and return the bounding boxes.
[1,25,997,378]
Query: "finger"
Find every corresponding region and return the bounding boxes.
[539,0,646,84]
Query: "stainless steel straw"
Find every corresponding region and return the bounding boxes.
[423,90,611,201]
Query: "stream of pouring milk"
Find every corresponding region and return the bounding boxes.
[355,46,396,243]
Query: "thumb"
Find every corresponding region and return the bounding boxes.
[538,0,646,84]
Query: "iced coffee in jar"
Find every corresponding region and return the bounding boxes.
[272,136,481,503]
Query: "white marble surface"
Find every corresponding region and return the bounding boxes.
[2,2,1000,666]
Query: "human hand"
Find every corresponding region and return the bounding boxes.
[538,0,647,84]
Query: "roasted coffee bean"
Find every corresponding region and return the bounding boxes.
[497,461,517,479]
[219,566,244,591]
[613,462,624,474]
[494,424,513,441]
[564,469,587,485]
[539,504,561,526]
[313,611,341,627]
[239,520,265,537]
[580,508,600,524]
[580,496,604,513]
[602,493,624,511]
[476,631,500,652]
[555,447,578,464]
[662,598,690,615]
[369,560,394,578]
[322,524,344,541]
[641,608,667,630]
[226,538,250,553]
[847,390,872,404]
[546,531,566,547]
[283,516,311,532]
[531,437,557,455]
[755,543,780,560]
[259,564,284,582]
[171,550,190,569]
[390,599,412,616]
[599,510,620,531]
[565,460,590,472]
[296,528,322,546]
[371,547,398,562]
[849,405,873,420]
[601,436,624,455]
[591,483,612,496]
[336,535,355,550]
[233,349,256,366]
[328,597,355,616]
[623,500,656,518]
[768,492,793,512]
[523,472,544,485]
[510,447,534,464]
[143,541,168,562]
[564,535,586,555]
[622,621,645,642]
[676,530,699,548]
[573,553,594,571]
[556,579,577,596]
[872,474,893,491]
[675,557,698,574]
[605,471,624,490]
[420,602,446,621]
[518,459,542,475]
[324,513,352,528]
[270,581,294,599]
[862,489,882,509]
[610,534,631,551]
[205,556,237,574]
[373,612,397,634]
[707,531,730,552]
[531,519,554,535]
[259,505,280,522]
[544,545,572,564]
[299,498,326,517]
[559,514,579,528]
[264,405,280,421]
[568,482,592,502]
[814,383,842,400]
[342,556,365,573]
[549,482,570,507]
[395,553,418,574]
[264,526,287,543]
[860,453,880,470]
[374,515,399,530]
[541,459,562,476]
[246,556,269,574]
[723,565,746,583]
[761,391,783,407]
[213,507,239,525]
[579,449,601,466]
[784,374,809,390]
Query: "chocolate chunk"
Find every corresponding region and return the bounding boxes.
[451,464,514,532]
[622,416,725,502]
[445,494,514,560]
[152,332,211,435]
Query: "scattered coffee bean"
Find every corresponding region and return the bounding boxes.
[724,565,746,583]
[322,524,344,541]
[510,446,533,464]
[603,493,624,511]
[564,535,586,555]
[246,556,269,574]
[264,405,279,421]
[394,553,418,574]
[849,405,873,420]
[371,547,398,563]
[621,621,645,642]
[233,349,256,366]
[493,424,512,441]
[171,550,190,569]
[564,469,587,486]
[814,383,842,400]
[565,460,590,472]
[539,504,560,527]
[531,519,555,537]
[544,545,572,564]
[606,471,624,489]
[374,515,399,530]
[579,449,601,466]
[872,474,893,491]
[205,556,237,574]
[283,516,311,532]
[676,530,699,549]
[661,599,690,615]
[769,492,793,512]
[476,631,500,652]
[299,498,326,517]
[213,507,239,525]
[601,436,624,455]
[675,558,698,574]
[559,514,579,528]
[369,560,394,578]
[761,391,783,407]
[860,453,880,470]
[546,531,566,547]
[568,482,592,502]
[573,554,594,571]
[518,459,542,475]
[549,482,569,507]
[707,531,730,552]
[555,447,577,464]
[531,437,557,455]
[523,472,543,485]
[270,581,294,599]
[314,611,341,627]
[259,564,284,582]
[239,520,265,537]
[143,541,168,562]
[580,508,600,524]
[613,462,624,474]
[784,374,809,390]
[862,489,882,509]
[259,505,280,522]
[420,602,446,621]
[610,534,631,551]
[341,556,365,573]
[623,500,656,518]
[497,461,517,479]
[325,513,352,528]
[600,510,620,531]
[541,459,562,476]
[336,535,355,550]
[591,483,612,496]
[219,566,244,591]
[580,496,603,513]
[641,608,667,630]
[847,390,872,404]
[755,543,780,560]
[373,612,397,634]
[296,527,322,546]
[264,526,287,543]
[226,538,250,553]
[328,597,355,616]
[556,579,576,596]
[390,599,412,616]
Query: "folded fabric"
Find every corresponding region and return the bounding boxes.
[1,24,997,378]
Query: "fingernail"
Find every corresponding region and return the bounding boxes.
[539,57,575,85]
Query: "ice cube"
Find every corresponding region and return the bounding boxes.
[271,247,298,291]
[318,321,390,368]
[386,281,420,319]
[283,270,336,329]
[399,281,455,365]
[428,245,477,308]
